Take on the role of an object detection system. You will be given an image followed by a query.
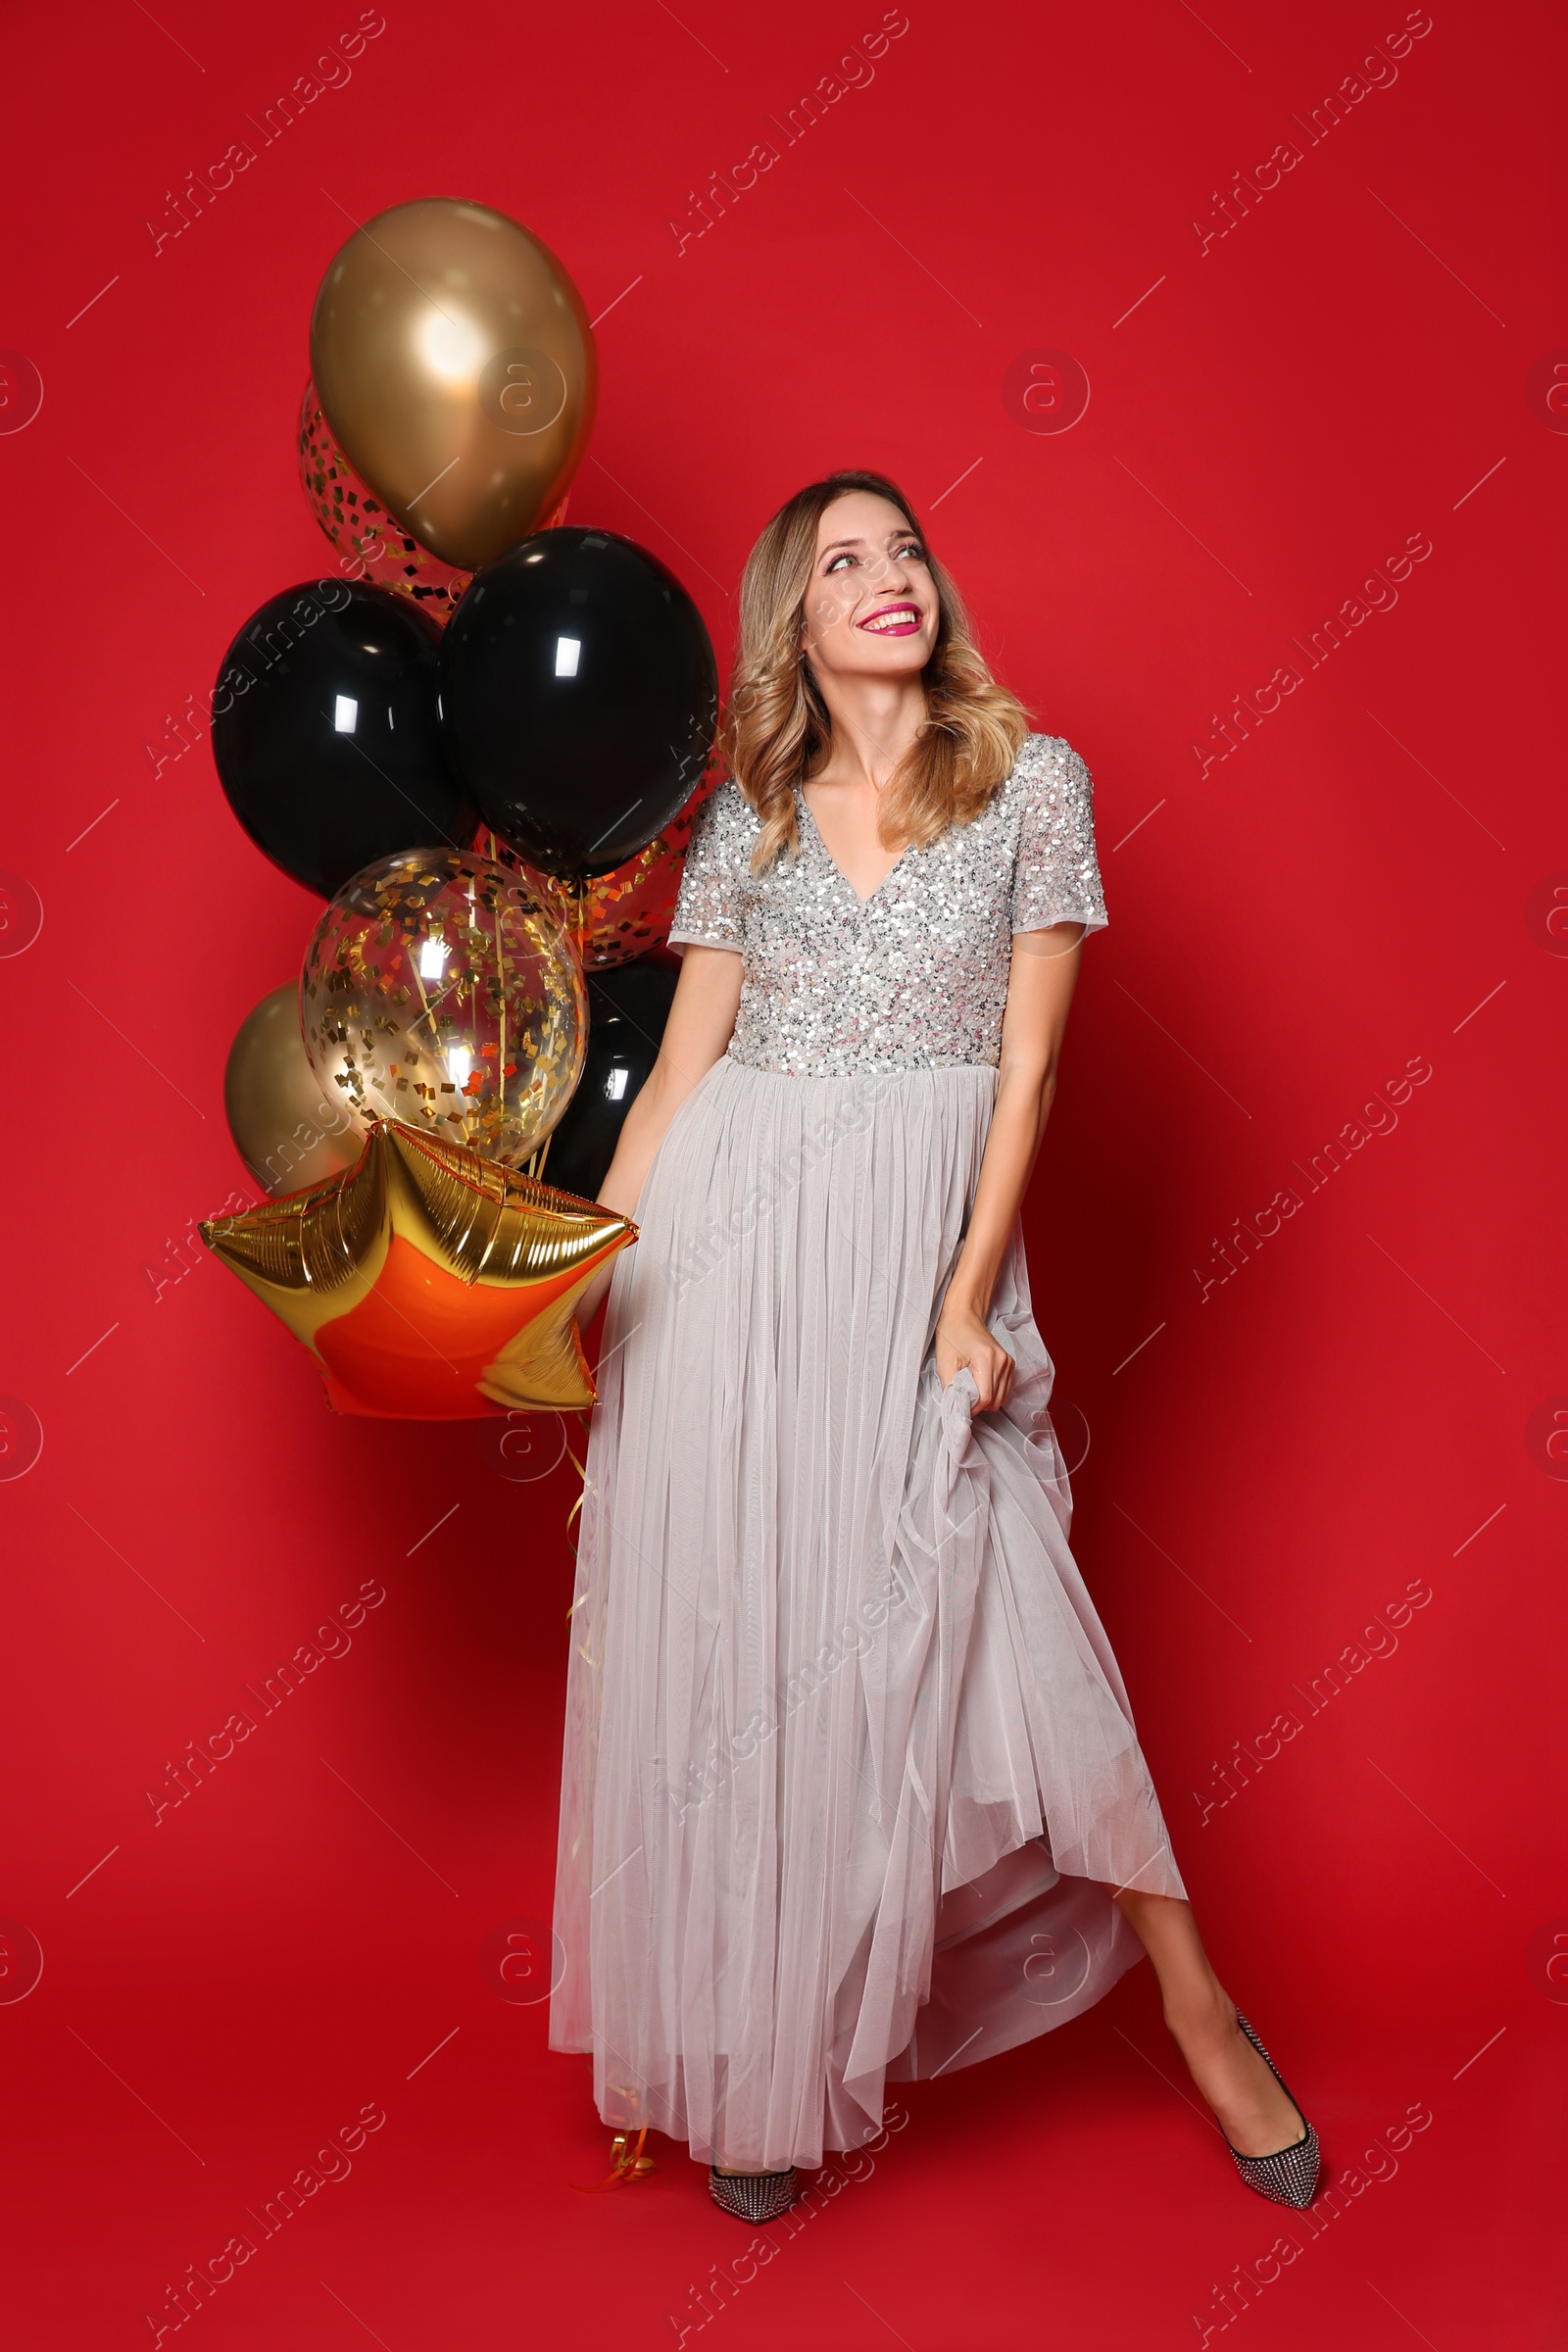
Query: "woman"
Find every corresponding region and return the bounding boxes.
[550,470,1319,2221]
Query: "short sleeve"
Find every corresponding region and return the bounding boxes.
[667,785,747,953]
[1010,738,1108,937]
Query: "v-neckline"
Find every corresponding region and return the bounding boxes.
[795,785,910,908]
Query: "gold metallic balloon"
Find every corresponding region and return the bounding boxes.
[310,199,597,573]
[301,849,587,1171]
[224,983,365,1197]
[201,1121,634,1417]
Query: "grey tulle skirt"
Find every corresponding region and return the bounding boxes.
[550,1054,1185,2172]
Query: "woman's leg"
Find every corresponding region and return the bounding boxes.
[1114,1889,1306,2158]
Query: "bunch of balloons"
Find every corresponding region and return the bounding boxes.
[204,199,714,1419]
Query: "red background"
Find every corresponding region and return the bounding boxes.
[1,1,1563,2344]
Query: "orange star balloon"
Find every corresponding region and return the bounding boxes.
[200,1121,634,1419]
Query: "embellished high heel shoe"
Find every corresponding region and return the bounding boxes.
[709,2166,800,2221]
[1227,2015,1321,2210]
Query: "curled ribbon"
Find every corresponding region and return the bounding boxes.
[564,1408,592,1622]
[571,2126,657,2193]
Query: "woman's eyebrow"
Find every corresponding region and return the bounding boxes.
[818,529,916,556]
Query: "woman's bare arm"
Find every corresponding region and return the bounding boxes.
[569,944,745,1329]
[934,922,1085,1409]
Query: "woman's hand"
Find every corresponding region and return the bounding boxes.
[566,943,744,1357]
[928,929,1081,1417]
[934,1298,1014,1413]
[573,1240,635,1337]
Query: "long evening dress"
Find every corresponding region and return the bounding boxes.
[550,733,1185,2173]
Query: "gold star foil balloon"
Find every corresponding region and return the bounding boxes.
[200,1122,635,1417]
[302,850,586,1170]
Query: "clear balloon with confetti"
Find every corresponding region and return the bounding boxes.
[301,850,586,1170]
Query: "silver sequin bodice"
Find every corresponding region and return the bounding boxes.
[666,733,1107,1076]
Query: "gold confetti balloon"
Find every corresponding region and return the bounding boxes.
[297,378,572,630]
[298,380,473,627]
[475,753,722,970]
[301,850,586,1170]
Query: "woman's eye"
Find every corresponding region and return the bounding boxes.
[824,542,923,573]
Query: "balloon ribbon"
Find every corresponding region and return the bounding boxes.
[572,2127,656,2192]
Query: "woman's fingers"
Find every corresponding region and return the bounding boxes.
[974,1342,1014,1412]
[934,1326,1015,1410]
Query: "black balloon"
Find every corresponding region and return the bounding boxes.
[212,580,473,898]
[539,951,679,1200]
[438,528,717,878]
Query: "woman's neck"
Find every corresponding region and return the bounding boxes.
[807,671,928,793]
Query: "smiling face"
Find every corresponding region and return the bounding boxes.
[799,490,939,693]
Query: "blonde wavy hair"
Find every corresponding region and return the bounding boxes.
[720,468,1033,874]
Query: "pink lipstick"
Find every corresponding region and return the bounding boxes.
[858,603,924,636]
